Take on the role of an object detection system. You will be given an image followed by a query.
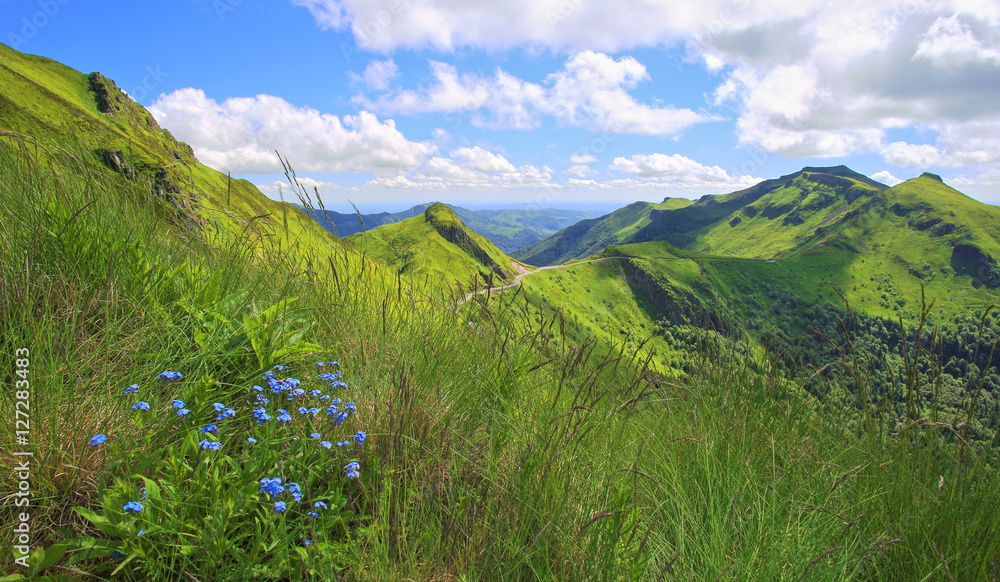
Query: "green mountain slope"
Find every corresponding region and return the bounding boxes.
[627,166,887,258]
[0,42,340,259]
[513,197,692,265]
[347,202,523,290]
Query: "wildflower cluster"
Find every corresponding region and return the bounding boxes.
[83,361,363,573]
[248,363,365,483]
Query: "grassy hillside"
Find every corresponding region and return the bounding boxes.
[627,166,886,258]
[3,44,1000,581]
[0,42,342,264]
[514,198,692,266]
[347,202,524,292]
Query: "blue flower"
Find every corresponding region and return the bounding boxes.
[308,511,319,517]
[255,395,269,405]
[292,492,303,502]
[252,407,272,423]
[123,501,144,513]
[217,407,235,421]
[314,501,328,510]
[171,399,185,409]
[251,385,263,392]
[304,539,311,546]
[327,361,339,367]
[201,423,218,433]
[259,478,284,497]
[274,501,287,513]
[345,461,360,479]
[326,405,339,416]
[310,432,321,439]
[310,390,322,397]
[248,437,258,444]
[158,371,183,382]
[297,406,312,415]
[213,403,226,412]
[199,439,221,451]
[353,430,366,445]
[291,388,305,398]
[137,529,145,537]
[315,361,325,368]
[124,384,139,395]
[177,408,191,417]
[140,487,147,501]
[337,440,350,448]
[277,411,292,423]
[131,401,150,411]
[320,441,332,450]
[90,434,107,447]
[319,395,331,401]
[273,365,288,372]
[287,483,301,495]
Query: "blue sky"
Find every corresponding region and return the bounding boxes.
[5,0,1000,211]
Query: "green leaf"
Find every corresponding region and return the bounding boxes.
[26,542,69,576]
[72,507,123,538]
[64,537,121,565]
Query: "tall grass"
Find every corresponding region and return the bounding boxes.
[1,138,998,580]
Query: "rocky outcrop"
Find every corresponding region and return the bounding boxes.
[425,205,510,282]
[618,258,731,334]
[951,244,999,288]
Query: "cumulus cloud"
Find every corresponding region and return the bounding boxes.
[149,88,436,175]
[292,0,811,52]
[569,154,598,164]
[357,52,713,136]
[914,14,1000,66]
[699,2,1000,168]
[871,170,903,186]
[353,59,399,90]
[609,153,758,190]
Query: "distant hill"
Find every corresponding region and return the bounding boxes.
[513,198,692,266]
[309,204,602,253]
[347,203,524,291]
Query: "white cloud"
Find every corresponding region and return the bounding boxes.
[871,170,903,186]
[354,59,399,90]
[292,0,812,52]
[697,2,1000,174]
[566,164,595,177]
[609,153,758,190]
[881,141,957,168]
[569,153,597,164]
[451,146,517,174]
[149,88,436,175]
[914,14,1000,66]
[357,52,714,136]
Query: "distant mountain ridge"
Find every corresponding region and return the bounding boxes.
[310,204,603,252]
[513,198,693,266]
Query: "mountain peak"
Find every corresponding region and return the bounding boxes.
[919,172,944,183]
[424,202,464,228]
[798,165,888,189]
